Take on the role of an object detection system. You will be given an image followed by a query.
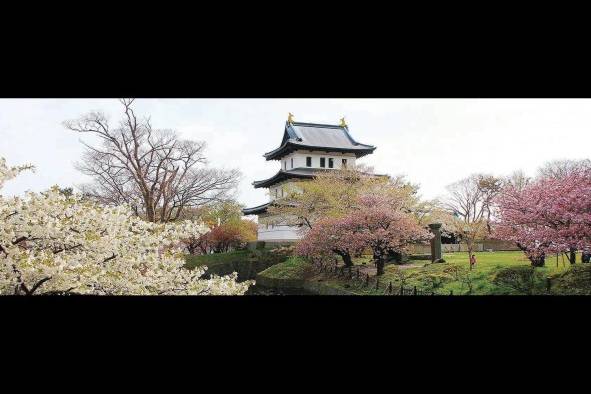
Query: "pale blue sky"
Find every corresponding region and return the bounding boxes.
[1,99,590,208]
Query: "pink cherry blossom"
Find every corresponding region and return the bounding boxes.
[494,167,591,265]
[296,193,431,275]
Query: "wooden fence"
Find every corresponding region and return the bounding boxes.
[312,261,454,296]
[410,240,520,254]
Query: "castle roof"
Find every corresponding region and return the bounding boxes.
[263,121,376,161]
[251,167,388,189]
[242,202,271,215]
[252,167,319,189]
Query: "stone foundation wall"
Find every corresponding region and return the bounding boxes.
[409,240,520,254]
[247,240,296,250]
[481,239,520,251]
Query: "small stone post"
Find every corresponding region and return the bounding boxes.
[429,223,443,263]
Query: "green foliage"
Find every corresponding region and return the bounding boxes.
[389,266,409,288]
[186,250,591,295]
[400,264,456,293]
[268,167,420,228]
[208,218,257,252]
[441,265,476,294]
[185,248,294,282]
[182,200,244,226]
[421,270,453,292]
[185,250,251,269]
[550,264,591,295]
[257,256,313,280]
[329,251,578,295]
[493,266,548,295]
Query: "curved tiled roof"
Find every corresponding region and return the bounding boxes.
[242,202,271,215]
[252,167,320,189]
[263,121,376,160]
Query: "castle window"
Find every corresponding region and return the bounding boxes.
[328,158,334,168]
[306,157,312,167]
[275,188,278,198]
[342,159,347,168]
[320,157,326,168]
[284,161,287,170]
[291,158,293,168]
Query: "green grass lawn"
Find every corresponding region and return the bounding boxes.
[322,251,589,295]
[440,250,574,274]
[256,256,313,280]
[382,251,580,295]
[186,249,591,295]
[185,248,294,281]
[185,250,252,270]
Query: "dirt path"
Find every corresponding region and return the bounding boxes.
[397,263,425,270]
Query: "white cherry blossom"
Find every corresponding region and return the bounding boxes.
[0,157,251,295]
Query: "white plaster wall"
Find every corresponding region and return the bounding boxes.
[256,150,358,241]
[279,151,356,171]
[269,152,356,201]
[257,224,302,241]
[268,180,297,201]
[257,212,302,241]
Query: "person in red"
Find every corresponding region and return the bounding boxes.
[469,254,477,270]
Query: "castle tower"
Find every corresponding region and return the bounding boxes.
[242,117,376,242]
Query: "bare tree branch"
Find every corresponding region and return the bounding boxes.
[65,99,240,222]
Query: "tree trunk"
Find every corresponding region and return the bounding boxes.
[516,243,546,267]
[145,202,155,222]
[187,243,198,255]
[569,248,576,264]
[531,255,545,267]
[341,253,353,267]
[335,251,353,267]
[376,257,386,276]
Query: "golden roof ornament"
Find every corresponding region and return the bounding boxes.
[288,112,295,124]
[339,117,347,127]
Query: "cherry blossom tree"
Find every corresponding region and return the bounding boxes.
[0,157,251,295]
[494,167,591,266]
[0,157,33,190]
[353,195,431,275]
[504,170,531,192]
[269,166,420,230]
[205,219,257,253]
[295,216,366,267]
[296,193,430,275]
[182,201,254,254]
[537,159,591,180]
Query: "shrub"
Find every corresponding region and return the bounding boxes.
[550,264,591,295]
[442,265,475,294]
[492,266,547,295]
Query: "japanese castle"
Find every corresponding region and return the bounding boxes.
[242,115,376,242]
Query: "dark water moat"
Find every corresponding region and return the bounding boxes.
[245,284,315,295]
